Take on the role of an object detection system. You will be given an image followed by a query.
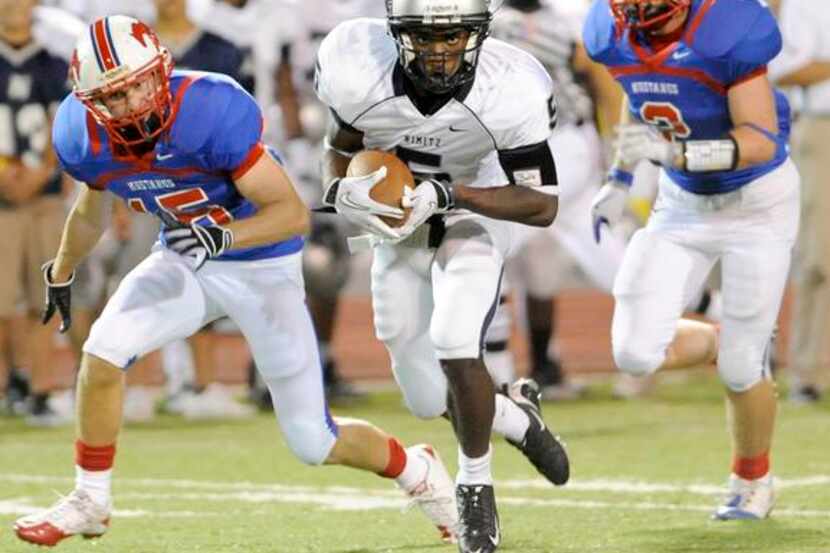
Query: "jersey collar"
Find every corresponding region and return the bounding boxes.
[392,63,475,116]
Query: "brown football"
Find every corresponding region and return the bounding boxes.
[346,150,414,227]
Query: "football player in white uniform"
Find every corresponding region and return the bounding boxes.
[315,2,569,551]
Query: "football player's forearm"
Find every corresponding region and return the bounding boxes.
[728,126,778,169]
[53,208,105,282]
[226,201,310,248]
[453,184,558,227]
[320,147,351,188]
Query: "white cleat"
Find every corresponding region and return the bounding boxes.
[402,444,458,543]
[14,489,111,546]
[713,473,775,521]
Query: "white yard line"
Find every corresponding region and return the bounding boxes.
[2,473,829,519]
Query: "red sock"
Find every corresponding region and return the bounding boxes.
[379,438,407,478]
[732,451,769,480]
[75,440,116,471]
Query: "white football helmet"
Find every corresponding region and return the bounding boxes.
[386,0,492,93]
[70,15,173,147]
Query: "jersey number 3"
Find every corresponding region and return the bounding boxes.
[639,102,691,141]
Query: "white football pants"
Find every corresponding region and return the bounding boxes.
[612,159,800,391]
[371,213,530,418]
[84,248,337,465]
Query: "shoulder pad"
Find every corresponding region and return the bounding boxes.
[170,72,258,153]
[314,18,397,123]
[52,94,90,171]
[478,40,554,148]
[690,0,781,63]
[582,0,618,63]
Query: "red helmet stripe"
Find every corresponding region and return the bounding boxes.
[93,18,118,71]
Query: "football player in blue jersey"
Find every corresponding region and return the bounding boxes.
[583,0,799,520]
[13,15,459,547]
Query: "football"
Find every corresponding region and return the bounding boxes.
[346,150,414,227]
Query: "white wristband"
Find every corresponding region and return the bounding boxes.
[682,139,738,172]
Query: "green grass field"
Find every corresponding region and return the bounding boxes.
[2,374,829,553]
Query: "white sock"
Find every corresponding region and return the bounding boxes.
[75,466,112,508]
[484,349,516,389]
[491,393,530,442]
[456,444,493,485]
[395,449,428,491]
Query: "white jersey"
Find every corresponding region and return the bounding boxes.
[315,18,557,189]
[491,1,593,126]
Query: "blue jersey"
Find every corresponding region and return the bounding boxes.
[52,70,302,261]
[0,41,68,200]
[583,0,790,194]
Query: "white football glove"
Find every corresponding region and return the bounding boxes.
[323,166,404,240]
[615,124,682,168]
[396,178,455,241]
[590,170,631,244]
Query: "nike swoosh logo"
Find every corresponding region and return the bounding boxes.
[156,152,174,161]
[672,50,691,60]
[527,406,546,432]
[339,192,370,211]
[489,515,501,546]
[449,125,467,132]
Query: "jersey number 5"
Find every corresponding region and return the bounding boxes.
[130,188,232,225]
[639,101,691,141]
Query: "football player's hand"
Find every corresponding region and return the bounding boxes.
[590,175,629,244]
[163,223,233,271]
[615,124,681,168]
[324,166,404,240]
[396,179,455,240]
[41,260,74,333]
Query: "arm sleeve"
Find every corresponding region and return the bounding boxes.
[498,141,558,187]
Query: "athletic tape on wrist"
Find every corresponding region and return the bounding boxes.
[682,138,738,172]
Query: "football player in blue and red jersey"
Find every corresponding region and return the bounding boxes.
[583,0,799,520]
[13,15,458,547]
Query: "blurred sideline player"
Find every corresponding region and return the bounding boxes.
[585,0,798,520]
[0,0,71,426]
[14,15,458,547]
[487,0,627,396]
[316,2,570,551]
[769,0,830,403]
[289,0,388,402]
[189,0,367,403]
[151,0,256,419]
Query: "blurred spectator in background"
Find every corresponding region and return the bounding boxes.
[490,0,625,398]
[0,0,70,425]
[151,0,256,419]
[770,0,830,403]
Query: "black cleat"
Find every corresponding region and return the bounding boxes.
[456,484,500,553]
[504,378,570,485]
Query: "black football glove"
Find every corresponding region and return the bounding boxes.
[163,223,233,271]
[41,260,74,333]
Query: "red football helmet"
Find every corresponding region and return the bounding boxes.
[70,15,174,147]
[611,0,691,31]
